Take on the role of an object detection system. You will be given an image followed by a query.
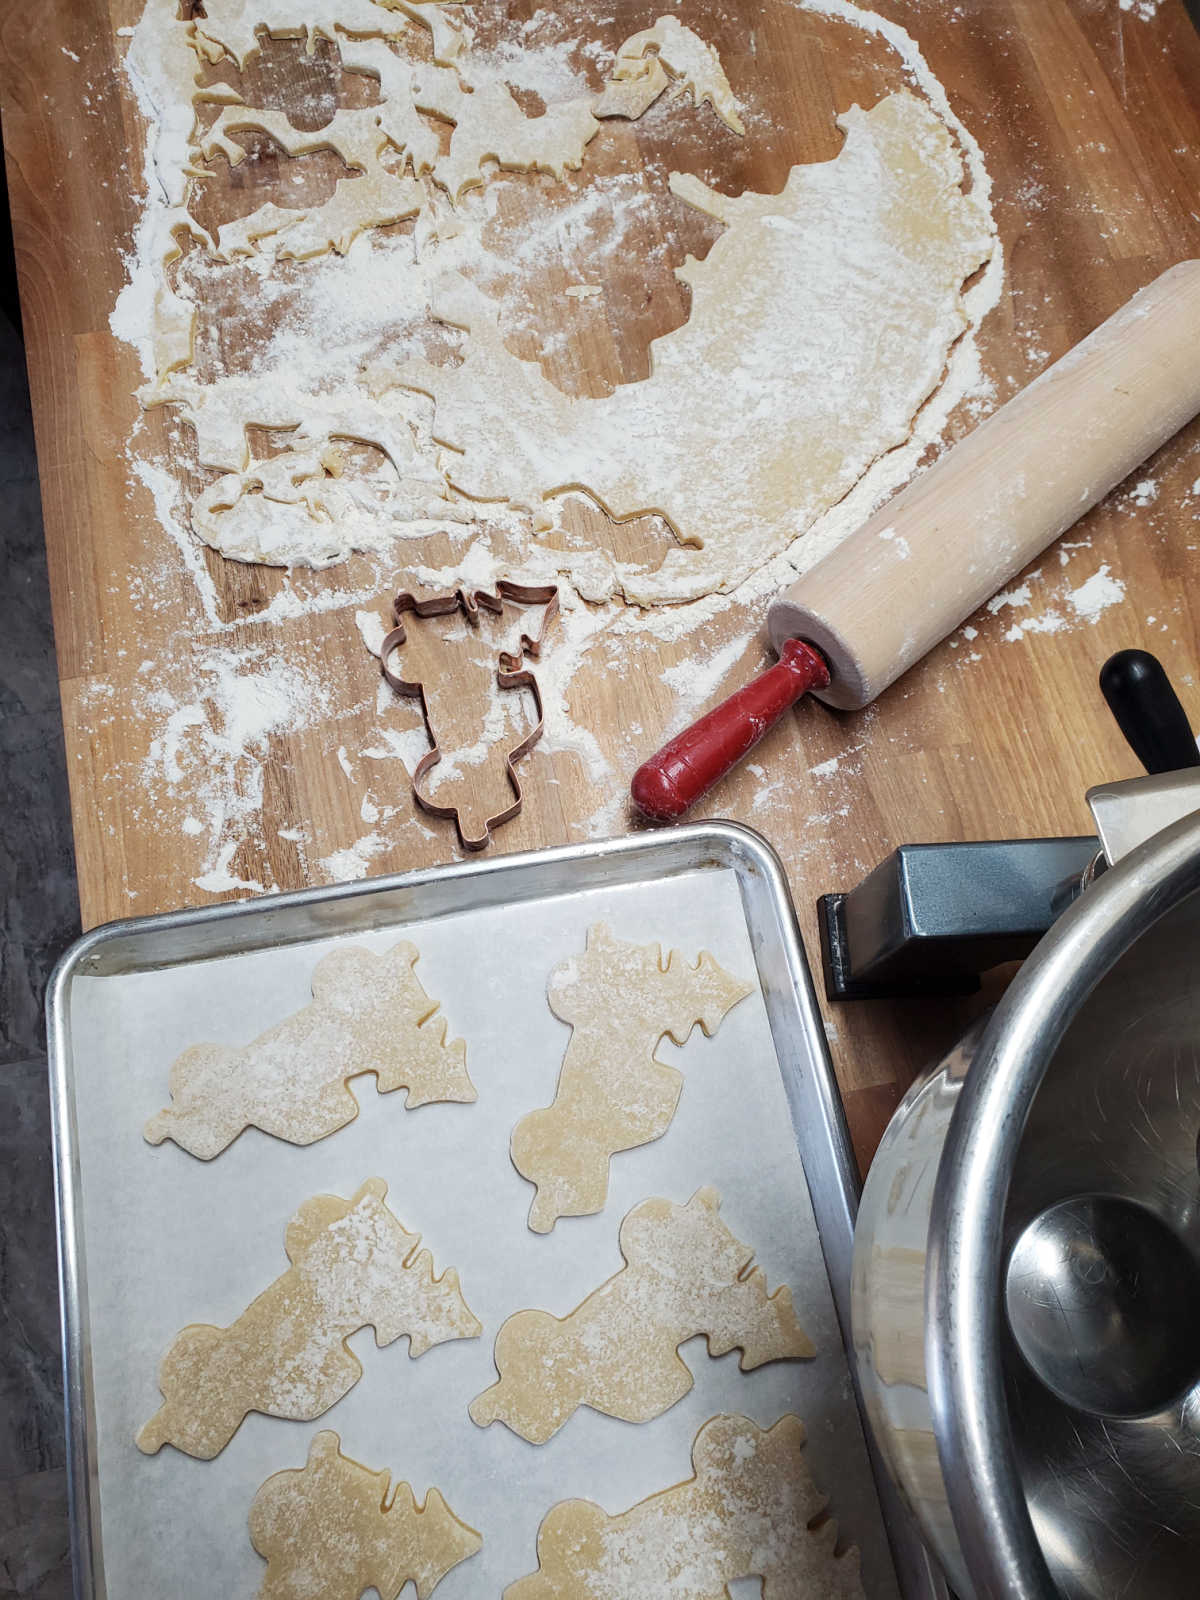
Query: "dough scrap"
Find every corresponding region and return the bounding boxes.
[470,1187,814,1443]
[250,1430,481,1600]
[397,90,995,603]
[144,942,476,1160]
[188,440,470,566]
[506,1412,865,1600]
[150,359,468,561]
[430,78,600,201]
[597,15,745,134]
[192,0,468,70]
[511,923,751,1232]
[199,104,426,259]
[137,1177,481,1459]
[593,55,671,122]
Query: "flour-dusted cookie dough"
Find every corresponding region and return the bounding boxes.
[510,925,751,1232]
[137,1178,481,1459]
[506,1413,866,1600]
[250,1430,481,1600]
[471,1188,812,1443]
[144,942,475,1160]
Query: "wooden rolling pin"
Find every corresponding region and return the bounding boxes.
[632,259,1200,820]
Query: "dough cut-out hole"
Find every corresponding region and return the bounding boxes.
[239,36,383,130]
[243,423,302,458]
[413,105,455,161]
[506,83,546,119]
[473,162,719,399]
[541,494,680,575]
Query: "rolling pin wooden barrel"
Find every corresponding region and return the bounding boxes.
[632,259,1200,820]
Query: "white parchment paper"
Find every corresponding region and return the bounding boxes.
[67,868,900,1598]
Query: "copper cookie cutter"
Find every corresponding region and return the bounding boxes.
[379,582,559,851]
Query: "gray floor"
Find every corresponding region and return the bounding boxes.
[0,297,81,1596]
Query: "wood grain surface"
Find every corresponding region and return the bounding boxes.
[3,0,1200,1174]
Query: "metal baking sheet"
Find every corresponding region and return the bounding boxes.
[48,822,942,1599]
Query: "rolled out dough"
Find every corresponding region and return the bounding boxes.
[123,2,997,600]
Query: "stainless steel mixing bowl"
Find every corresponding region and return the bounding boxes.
[853,806,1200,1599]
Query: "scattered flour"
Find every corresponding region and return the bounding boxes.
[361,724,433,769]
[355,609,390,660]
[1002,611,1066,644]
[1068,564,1126,624]
[139,646,334,893]
[660,637,752,710]
[987,582,1033,614]
[319,832,389,881]
[979,557,1125,642]
[194,840,266,896]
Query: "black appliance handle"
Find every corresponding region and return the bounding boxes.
[1099,649,1200,776]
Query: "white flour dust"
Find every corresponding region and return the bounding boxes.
[101,0,1040,894]
[138,646,336,893]
[319,832,390,881]
[1068,564,1126,623]
[969,558,1128,646]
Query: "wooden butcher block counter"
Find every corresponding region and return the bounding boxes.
[3,0,1200,1171]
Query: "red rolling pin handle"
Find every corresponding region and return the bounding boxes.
[631,639,830,820]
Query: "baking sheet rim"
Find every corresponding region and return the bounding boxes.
[45,820,943,1600]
